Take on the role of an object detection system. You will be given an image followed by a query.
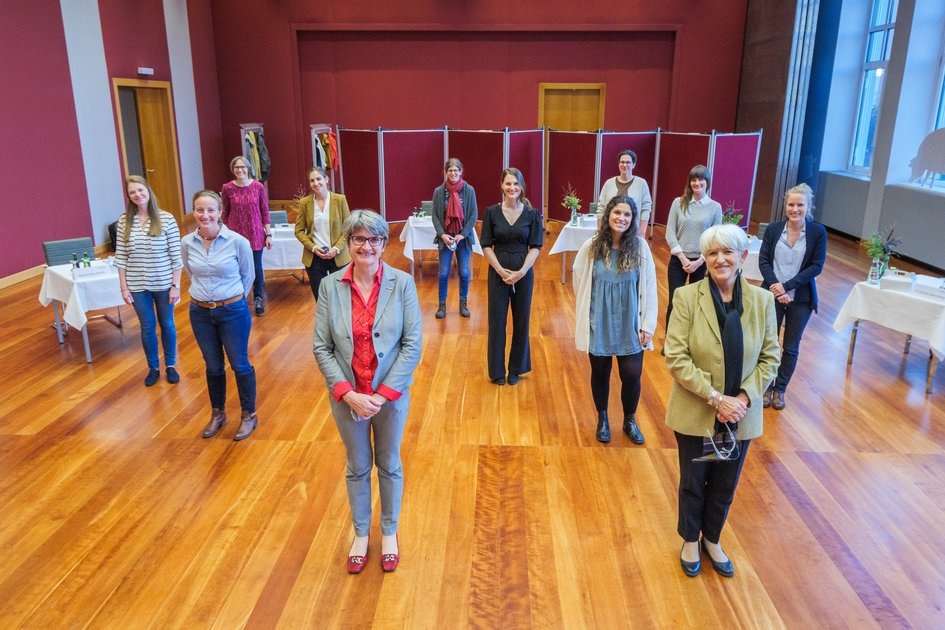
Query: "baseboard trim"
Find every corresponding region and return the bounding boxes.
[0,264,45,289]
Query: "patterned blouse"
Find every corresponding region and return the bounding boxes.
[221,180,270,250]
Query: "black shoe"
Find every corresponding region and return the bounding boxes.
[596,411,611,443]
[701,538,734,577]
[254,295,265,316]
[623,416,645,444]
[680,544,701,577]
[166,367,180,384]
[772,391,786,411]
[436,303,446,319]
[459,300,470,318]
[144,369,160,387]
[492,377,505,385]
[506,373,519,385]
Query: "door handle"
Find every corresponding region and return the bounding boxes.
[146,169,156,174]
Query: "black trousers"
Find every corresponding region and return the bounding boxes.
[588,352,644,417]
[487,267,534,380]
[772,300,813,392]
[675,431,750,543]
[665,256,707,330]
[306,256,339,300]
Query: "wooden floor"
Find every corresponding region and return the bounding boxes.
[1,222,943,629]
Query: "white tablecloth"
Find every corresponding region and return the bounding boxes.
[263,224,304,270]
[834,278,945,359]
[743,235,762,282]
[547,216,598,255]
[399,216,483,260]
[38,262,123,329]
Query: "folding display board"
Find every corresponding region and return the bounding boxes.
[507,130,544,213]
[598,132,659,213]
[446,130,505,211]
[547,131,598,222]
[381,130,445,222]
[709,132,762,229]
[337,128,380,213]
[654,132,712,225]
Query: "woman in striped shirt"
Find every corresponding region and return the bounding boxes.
[115,176,183,386]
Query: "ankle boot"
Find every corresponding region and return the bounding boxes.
[436,303,446,319]
[234,410,258,441]
[623,415,645,444]
[202,408,227,438]
[596,410,611,443]
[459,300,470,317]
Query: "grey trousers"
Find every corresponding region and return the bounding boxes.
[330,392,410,536]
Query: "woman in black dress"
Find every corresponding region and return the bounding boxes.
[480,168,543,385]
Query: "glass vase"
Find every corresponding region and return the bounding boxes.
[867,258,883,284]
[570,208,577,225]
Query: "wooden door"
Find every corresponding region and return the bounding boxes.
[539,83,606,213]
[113,79,185,223]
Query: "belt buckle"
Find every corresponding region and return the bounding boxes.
[207,300,219,309]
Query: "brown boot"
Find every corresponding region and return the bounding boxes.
[459,300,471,317]
[234,410,258,441]
[772,391,786,411]
[202,408,227,438]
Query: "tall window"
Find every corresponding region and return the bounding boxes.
[850,0,899,171]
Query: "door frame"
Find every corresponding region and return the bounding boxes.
[112,78,185,222]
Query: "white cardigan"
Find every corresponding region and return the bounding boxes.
[572,236,658,353]
[595,176,653,227]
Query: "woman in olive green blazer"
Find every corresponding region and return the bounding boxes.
[665,224,780,579]
[295,166,352,300]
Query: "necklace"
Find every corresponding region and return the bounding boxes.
[198,229,219,241]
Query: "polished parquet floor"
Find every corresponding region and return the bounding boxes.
[1,222,943,629]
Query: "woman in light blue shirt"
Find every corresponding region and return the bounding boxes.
[181,190,259,441]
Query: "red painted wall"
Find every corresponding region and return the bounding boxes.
[0,0,92,276]
[208,0,748,200]
[98,0,172,81]
[187,0,226,191]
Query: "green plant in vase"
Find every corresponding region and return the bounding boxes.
[722,200,744,226]
[861,225,901,283]
[562,184,581,225]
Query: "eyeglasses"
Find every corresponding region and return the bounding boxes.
[233,165,248,171]
[692,422,740,462]
[349,235,386,247]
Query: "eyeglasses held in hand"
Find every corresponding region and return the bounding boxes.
[349,235,386,247]
[692,422,740,462]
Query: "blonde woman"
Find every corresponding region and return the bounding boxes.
[114,176,183,386]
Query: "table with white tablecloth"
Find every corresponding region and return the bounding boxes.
[399,215,483,277]
[743,235,763,282]
[833,276,945,393]
[262,224,305,282]
[547,216,598,283]
[38,261,124,362]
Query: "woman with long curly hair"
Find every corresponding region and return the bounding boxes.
[573,195,658,444]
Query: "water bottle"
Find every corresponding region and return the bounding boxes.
[71,253,79,268]
[82,252,91,267]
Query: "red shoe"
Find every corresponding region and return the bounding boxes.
[347,537,369,574]
[381,533,400,572]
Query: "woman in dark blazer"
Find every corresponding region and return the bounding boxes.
[431,157,478,318]
[313,210,422,574]
[294,166,352,300]
[758,183,827,411]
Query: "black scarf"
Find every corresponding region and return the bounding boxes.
[707,274,744,398]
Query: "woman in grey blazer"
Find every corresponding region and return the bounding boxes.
[313,210,422,574]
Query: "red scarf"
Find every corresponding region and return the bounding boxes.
[445,178,465,235]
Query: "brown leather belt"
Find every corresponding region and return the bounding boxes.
[193,295,244,309]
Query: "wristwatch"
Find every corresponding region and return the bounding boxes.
[172,283,180,289]
[265,232,272,237]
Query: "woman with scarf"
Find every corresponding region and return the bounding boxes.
[664,224,780,578]
[431,158,478,318]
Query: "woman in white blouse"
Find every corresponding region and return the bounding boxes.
[114,176,183,387]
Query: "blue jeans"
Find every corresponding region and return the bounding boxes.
[772,300,814,392]
[130,289,177,369]
[437,239,471,302]
[329,393,409,536]
[252,249,265,300]
[189,299,256,411]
